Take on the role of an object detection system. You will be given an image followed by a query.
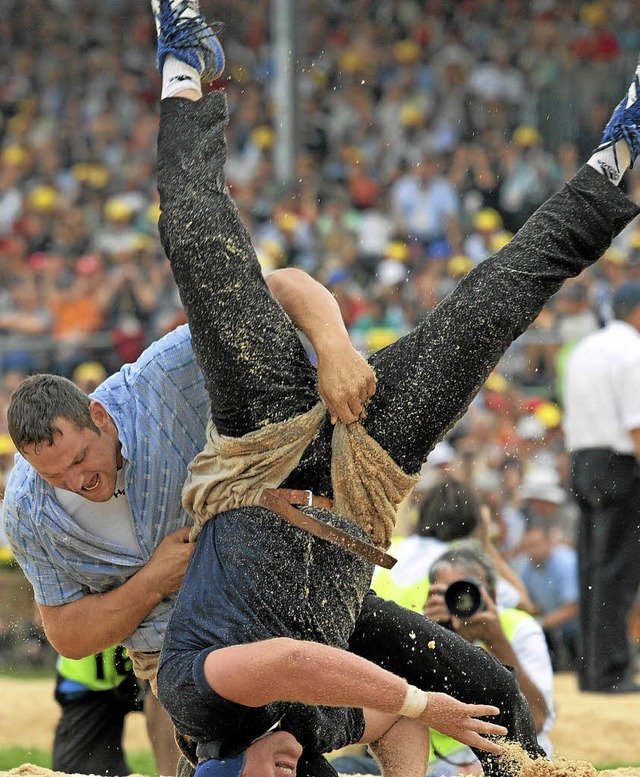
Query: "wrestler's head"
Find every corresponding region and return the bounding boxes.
[196,730,303,776]
[8,373,122,502]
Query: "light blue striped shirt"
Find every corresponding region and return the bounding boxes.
[3,325,210,652]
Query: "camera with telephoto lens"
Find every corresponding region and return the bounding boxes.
[444,576,485,618]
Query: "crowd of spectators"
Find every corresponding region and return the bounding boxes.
[2,0,640,669]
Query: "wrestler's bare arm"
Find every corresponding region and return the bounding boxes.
[266,268,376,425]
[39,527,194,658]
[203,637,507,754]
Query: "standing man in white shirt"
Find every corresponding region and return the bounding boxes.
[563,280,640,693]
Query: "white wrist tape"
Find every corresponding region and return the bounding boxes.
[398,684,429,718]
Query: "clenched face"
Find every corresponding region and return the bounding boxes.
[23,402,122,502]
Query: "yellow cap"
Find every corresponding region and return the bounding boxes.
[146,202,161,224]
[580,2,607,26]
[447,255,474,276]
[132,234,155,251]
[603,246,629,264]
[104,198,133,222]
[257,240,285,272]
[2,144,29,166]
[0,433,16,456]
[399,103,424,127]
[72,163,110,189]
[490,231,513,252]
[535,401,562,429]
[473,208,502,232]
[73,361,107,385]
[29,185,59,212]
[339,51,365,75]
[251,126,276,149]
[367,327,400,352]
[513,126,542,147]
[485,372,509,393]
[386,240,411,262]
[275,211,299,232]
[394,40,421,64]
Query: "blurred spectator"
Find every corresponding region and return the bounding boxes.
[563,280,640,693]
[497,456,526,558]
[373,477,482,612]
[515,525,579,673]
[43,253,113,376]
[589,246,634,323]
[554,280,601,346]
[390,153,461,257]
[105,251,164,366]
[0,274,52,374]
[563,281,640,693]
[462,207,512,266]
[498,126,561,233]
[0,432,17,514]
[519,465,577,546]
[374,477,532,616]
[516,306,559,389]
[467,37,526,134]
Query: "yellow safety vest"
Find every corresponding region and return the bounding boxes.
[372,538,431,613]
[56,646,132,692]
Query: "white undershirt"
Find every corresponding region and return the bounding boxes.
[55,468,139,552]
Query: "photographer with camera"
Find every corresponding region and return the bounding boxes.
[424,543,555,770]
[334,539,556,777]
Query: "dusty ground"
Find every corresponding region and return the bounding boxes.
[0,672,638,770]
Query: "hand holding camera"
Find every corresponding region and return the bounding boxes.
[424,577,506,651]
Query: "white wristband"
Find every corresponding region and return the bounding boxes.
[398,684,429,718]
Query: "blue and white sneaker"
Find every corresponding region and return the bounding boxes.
[597,61,640,169]
[152,0,225,81]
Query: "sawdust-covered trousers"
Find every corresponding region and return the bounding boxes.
[156,92,639,771]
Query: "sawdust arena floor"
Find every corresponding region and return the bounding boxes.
[3,758,640,777]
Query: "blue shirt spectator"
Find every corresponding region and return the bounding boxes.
[515,525,579,670]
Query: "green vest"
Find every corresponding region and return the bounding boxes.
[430,608,533,761]
[372,538,431,613]
[57,646,132,692]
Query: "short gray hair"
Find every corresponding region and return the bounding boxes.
[429,540,498,594]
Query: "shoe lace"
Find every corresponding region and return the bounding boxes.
[603,72,640,169]
[159,1,225,55]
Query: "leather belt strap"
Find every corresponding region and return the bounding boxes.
[261,488,397,570]
[268,487,334,510]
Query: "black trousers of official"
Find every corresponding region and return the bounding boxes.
[156,92,640,774]
[571,449,640,691]
[52,674,145,776]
